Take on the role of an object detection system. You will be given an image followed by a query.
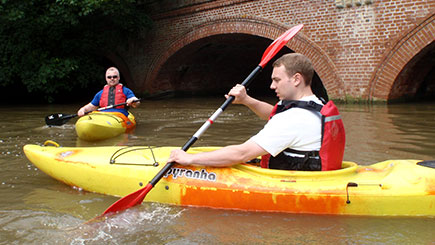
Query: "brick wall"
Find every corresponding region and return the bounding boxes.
[114,0,435,101]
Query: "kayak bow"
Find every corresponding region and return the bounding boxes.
[75,111,136,141]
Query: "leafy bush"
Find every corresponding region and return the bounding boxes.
[0,0,152,103]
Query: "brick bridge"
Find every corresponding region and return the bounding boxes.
[110,0,435,102]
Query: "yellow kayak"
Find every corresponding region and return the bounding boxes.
[75,111,136,141]
[23,141,435,217]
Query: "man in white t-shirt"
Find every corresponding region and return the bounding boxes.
[167,53,324,170]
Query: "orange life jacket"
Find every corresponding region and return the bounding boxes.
[99,83,126,108]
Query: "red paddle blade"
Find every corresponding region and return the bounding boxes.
[259,24,303,68]
[102,184,153,215]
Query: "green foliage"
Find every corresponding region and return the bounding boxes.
[0,0,152,102]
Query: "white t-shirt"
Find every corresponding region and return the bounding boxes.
[250,95,323,157]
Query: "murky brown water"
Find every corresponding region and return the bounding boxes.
[0,97,434,244]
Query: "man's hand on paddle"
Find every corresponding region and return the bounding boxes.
[168,149,193,166]
[225,84,250,104]
[127,97,140,108]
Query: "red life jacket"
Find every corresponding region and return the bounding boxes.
[99,83,126,108]
[260,99,345,171]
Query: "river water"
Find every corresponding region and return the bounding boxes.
[0,97,434,244]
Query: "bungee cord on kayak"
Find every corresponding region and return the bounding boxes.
[109,146,159,167]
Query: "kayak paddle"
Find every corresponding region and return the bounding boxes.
[99,24,304,216]
[45,99,141,126]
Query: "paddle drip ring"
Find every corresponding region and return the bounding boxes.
[109,146,159,166]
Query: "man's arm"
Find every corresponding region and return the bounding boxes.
[124,87,140,108]
[77,103,98,116]
[167,140,267,167]
[242,97,274,120]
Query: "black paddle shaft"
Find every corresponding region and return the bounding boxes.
[148,66,263,187]
[45,99,141,126]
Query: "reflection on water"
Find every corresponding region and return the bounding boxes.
[341,103,435,164]
[0,98,434,244]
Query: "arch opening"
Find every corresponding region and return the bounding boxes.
[388,41,435,103]
[153,33,327,100]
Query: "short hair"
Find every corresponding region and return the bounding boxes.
[272,53,314,86]
[106,67,120,78]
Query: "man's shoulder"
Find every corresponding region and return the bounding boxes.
[299,95,323,104]
[122,86,133,92]
[279,96,323,112]
[122,86,135,97]
[91,90,103,106]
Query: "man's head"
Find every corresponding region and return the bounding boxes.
[105,67,120,87]
[272,53,314,85]
[270,53,314,100]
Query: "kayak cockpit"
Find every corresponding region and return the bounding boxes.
[235,161,358,179]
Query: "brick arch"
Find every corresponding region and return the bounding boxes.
[145,17,345,99]
[368,12,435,101]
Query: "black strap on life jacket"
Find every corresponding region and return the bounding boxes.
[268,100,324,171]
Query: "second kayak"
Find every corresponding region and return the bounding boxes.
[75,111,136,141]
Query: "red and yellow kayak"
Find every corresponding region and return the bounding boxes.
[75,111,136,141]
[23,141,435,217]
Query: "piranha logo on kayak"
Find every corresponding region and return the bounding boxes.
[164,167,217,182]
